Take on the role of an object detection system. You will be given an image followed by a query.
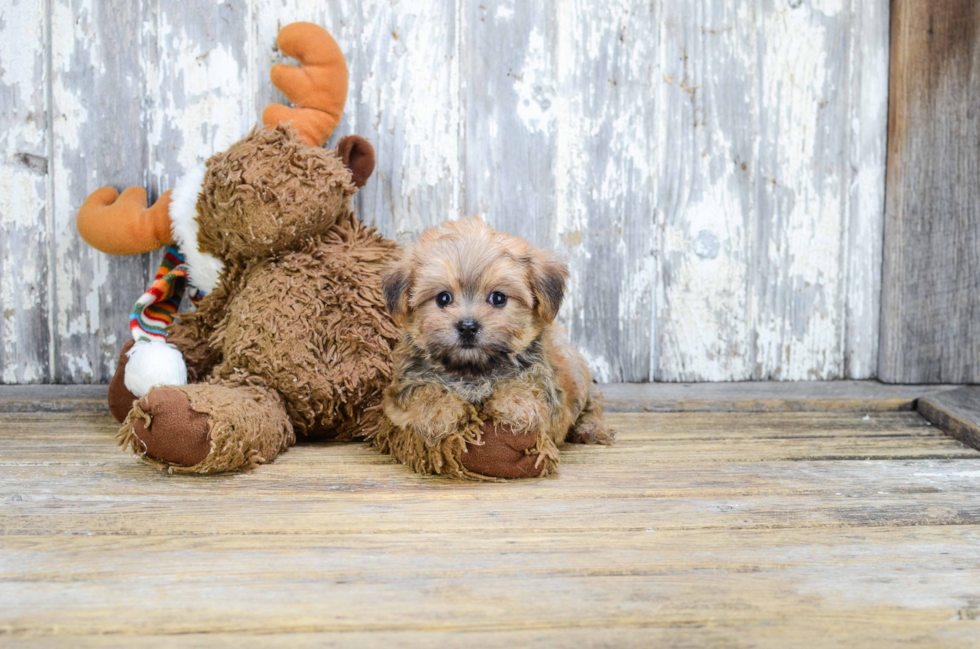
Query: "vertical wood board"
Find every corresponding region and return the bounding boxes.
[556,0,659,382]
[880,0,980,383]
[49,0,154,382]
[351,0,460,239]
[0,0,51,383]
[460,0,557,246]
[0,0,891,383]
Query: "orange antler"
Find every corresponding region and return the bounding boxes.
[262,22,349,147]
[77,187,174,255]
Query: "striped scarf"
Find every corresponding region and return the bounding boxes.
[130,245,205,343]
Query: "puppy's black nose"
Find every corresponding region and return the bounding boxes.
[456,319,481,337]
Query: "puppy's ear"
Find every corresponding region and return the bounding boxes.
[337,135,375,188]
[382,261,411,324]
[528,249,568,323]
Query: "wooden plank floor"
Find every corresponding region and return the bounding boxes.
[2,406,980,646]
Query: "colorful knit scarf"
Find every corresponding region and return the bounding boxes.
[130,245,205,343]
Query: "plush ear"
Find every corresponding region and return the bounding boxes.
[382,261,412,325]
[337,135,375,188]
[528,249,568,323]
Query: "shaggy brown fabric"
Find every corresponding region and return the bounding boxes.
[109,124,400,474]
[209,215,401,439]
[119,383,295,474]
[461,423,546,478]
[167,320,217,383]
[196,125,357,261]
[166,257,242,382]
[108,339,138,423]
[129,387,212,466]
[115,218,398,473]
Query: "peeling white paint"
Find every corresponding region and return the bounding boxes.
[51,0,97,379]
[513,27,555,135]
[578,347,614,385]
[843,0,888,379]
[495,4,515,22]
[0,0,49,382]
[1,0,890,384]
[658,184,751,381]
[145,16,251,183]
[356,1,460,239]
[811,0,845,17]
[750,6,846,380]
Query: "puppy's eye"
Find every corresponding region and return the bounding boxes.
[435,291,453,308]
[488,291,507,307]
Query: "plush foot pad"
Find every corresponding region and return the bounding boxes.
[130,388,211,466]
[461,423,545,479]
[108,340,138,423]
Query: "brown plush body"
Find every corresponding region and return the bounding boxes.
[374,218,612,479]
[172,215,398,442]
[109,126,400,473]
[82,23,409,473]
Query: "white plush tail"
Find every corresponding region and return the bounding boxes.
[123,339,188,397]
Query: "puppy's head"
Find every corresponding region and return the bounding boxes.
[383,217,567,375]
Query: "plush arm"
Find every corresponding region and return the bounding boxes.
[166,274,236,382]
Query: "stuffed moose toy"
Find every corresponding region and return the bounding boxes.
[77,22,595,478]
[77,23,399,474]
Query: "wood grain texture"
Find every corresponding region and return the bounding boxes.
[351,0,460,239]
[654,0,889,382]
[1,1,890,383]
[1,624,979,649]
[844,0,890,379]
[880,0,980,383]
[1,408,979,645]
[655,0,751,382]
[556,0,658,382]
[0,381,959,413]
[751,0,885,382]
[601,380,959,412]
[48,0,156,383]
[918,386,980,451]
[144,1,254,193]
[0,0,51,383]
[462,1,556,245]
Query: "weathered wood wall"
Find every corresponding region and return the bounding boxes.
[0,0,890,384]
[880,0,980,384]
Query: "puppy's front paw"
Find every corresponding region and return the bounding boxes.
[483,383,550,434]
[412,399,473,444]
[384,384,476,446]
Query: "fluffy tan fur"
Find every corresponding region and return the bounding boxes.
[374,217,612,480]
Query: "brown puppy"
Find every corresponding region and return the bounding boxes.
[375,217,611,479]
